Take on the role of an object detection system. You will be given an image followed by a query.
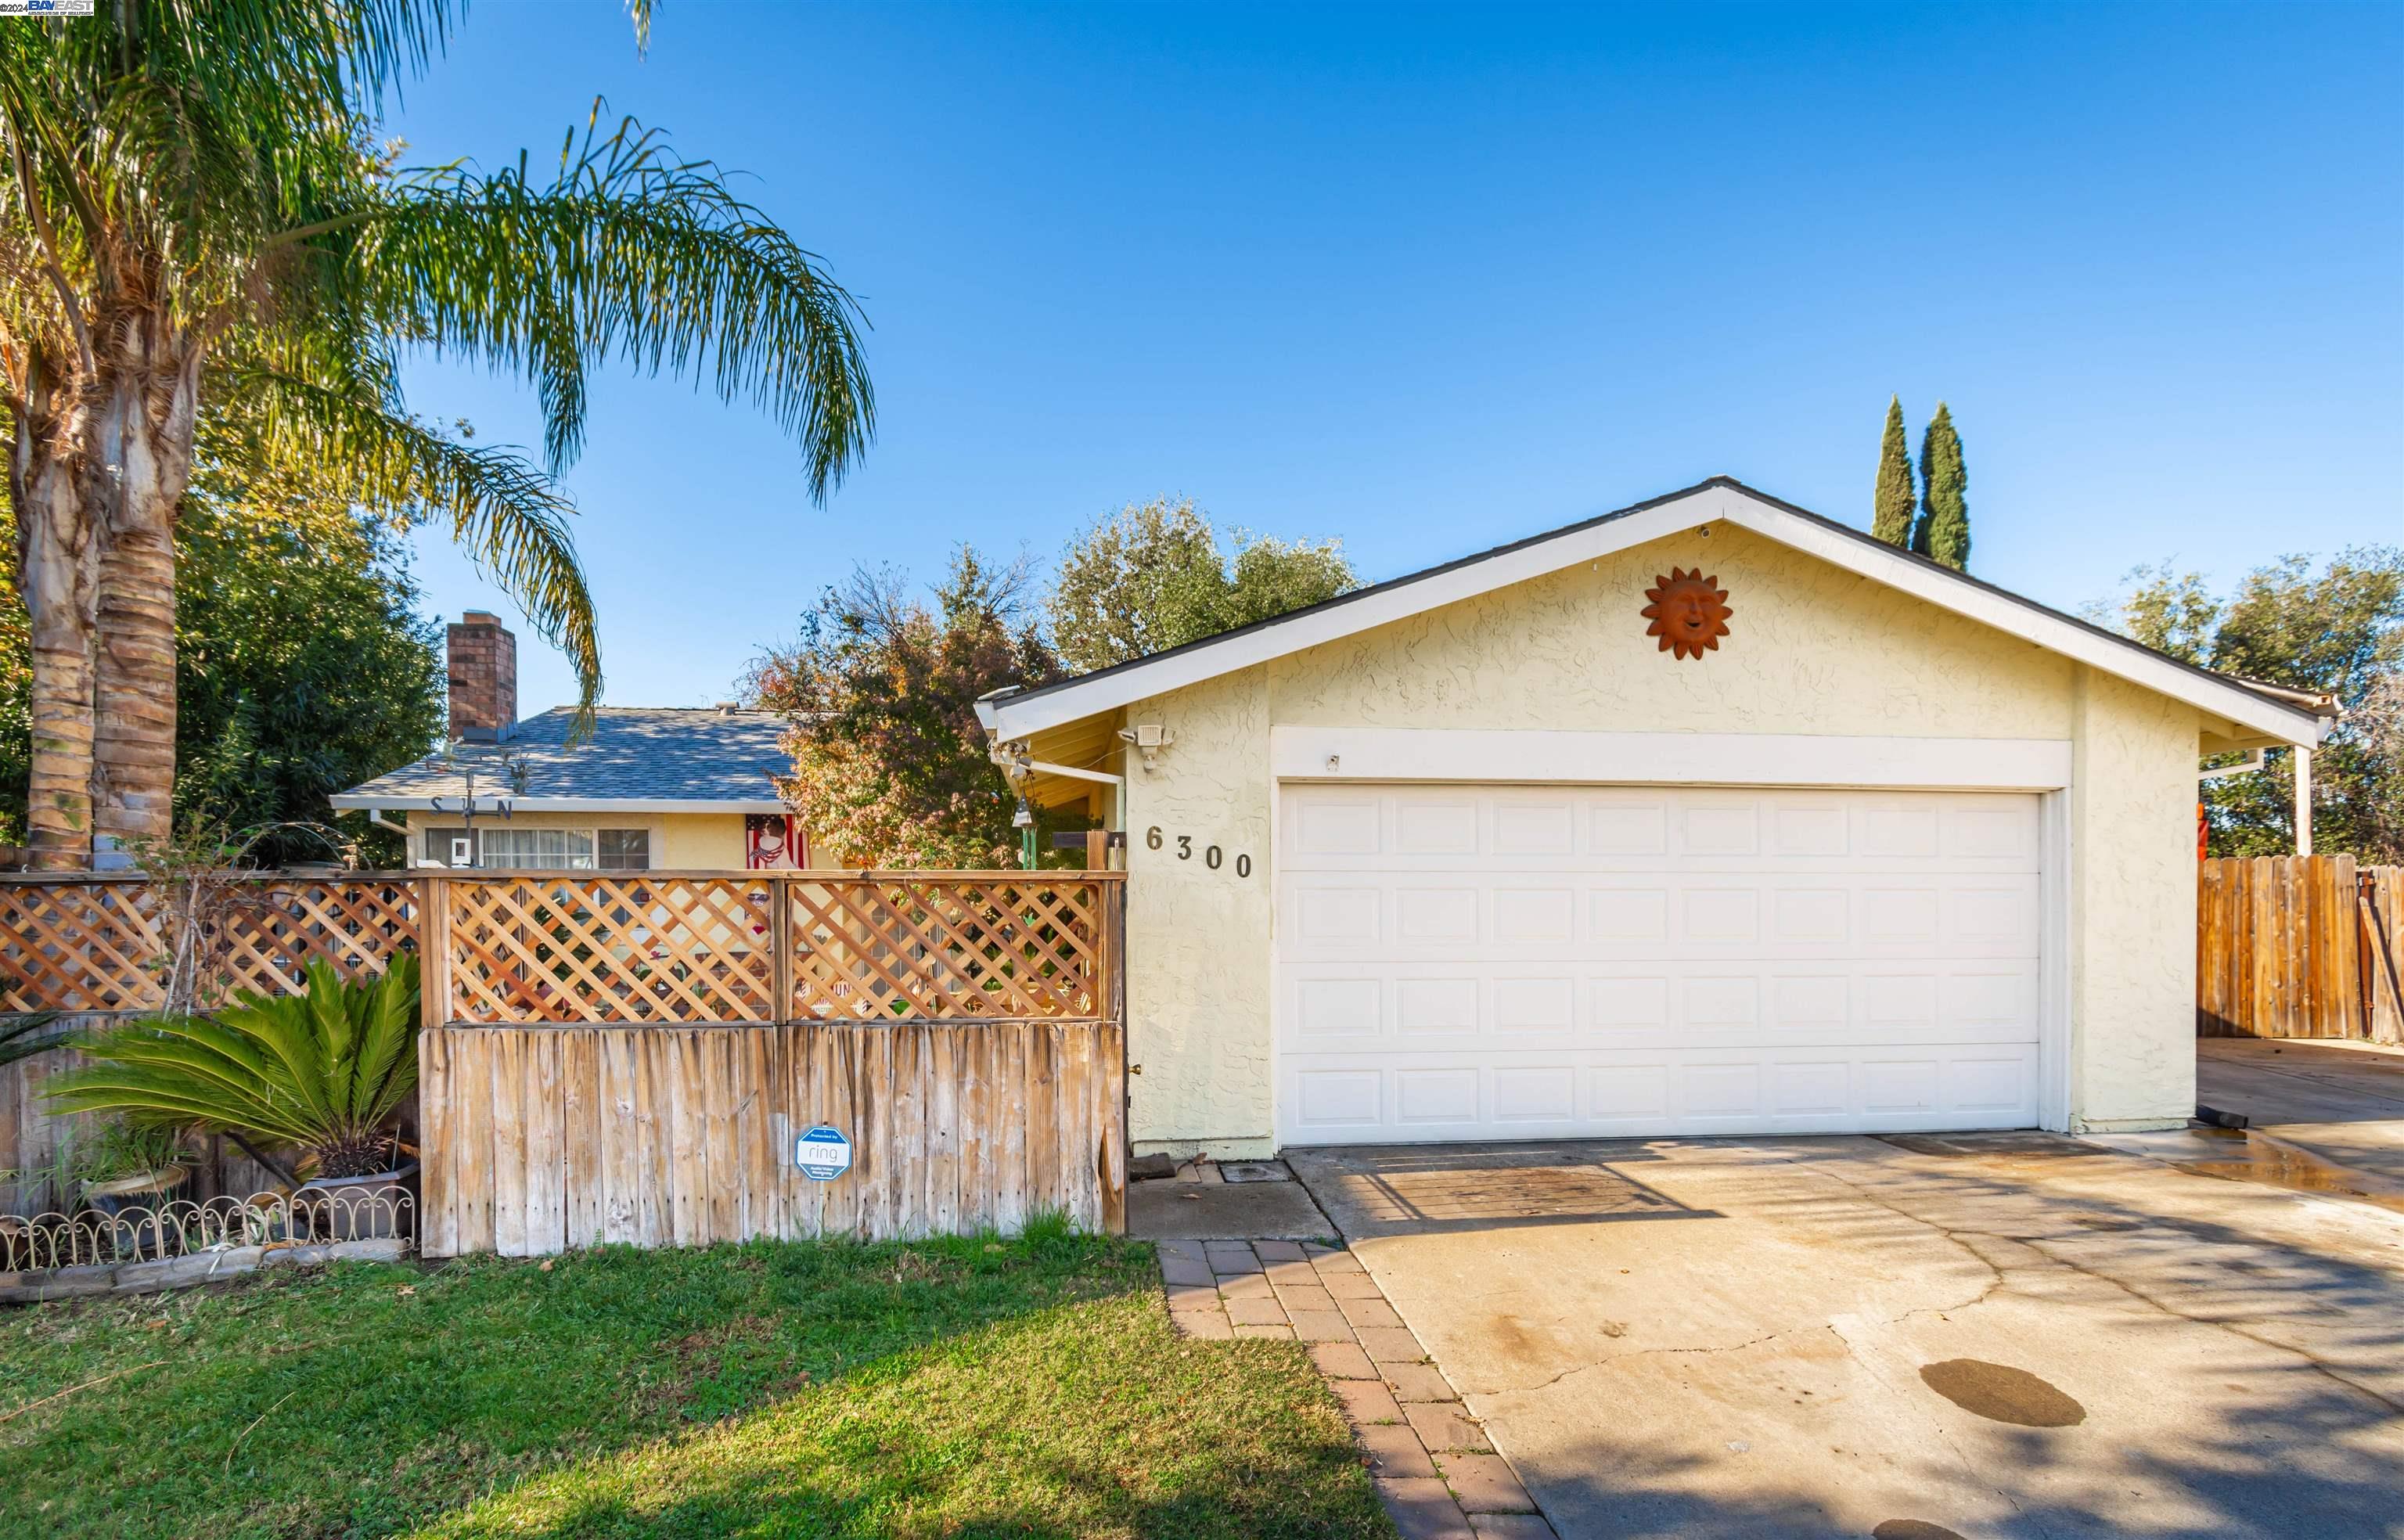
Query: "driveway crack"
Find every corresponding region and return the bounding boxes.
[1776,1146,2404,1419]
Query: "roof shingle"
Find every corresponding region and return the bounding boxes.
[331,707,791,810]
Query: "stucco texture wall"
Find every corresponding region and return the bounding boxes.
[2069,671,2201,1130]
[1120,665,1277,1157]
[1114,524,2204,1152]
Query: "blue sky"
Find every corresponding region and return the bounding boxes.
[388,2,2404,713]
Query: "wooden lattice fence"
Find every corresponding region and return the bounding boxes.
[1,870,1120,1027]
[0,875,418,1013]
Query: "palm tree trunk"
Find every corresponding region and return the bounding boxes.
[7,369,101,872]
[89,332,200,858]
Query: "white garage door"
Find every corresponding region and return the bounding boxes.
[1276,783,2045,1146]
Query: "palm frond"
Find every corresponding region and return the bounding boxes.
[211,359,603,729]
[0,1009,69,1070]
[44,957,422,1171]
[346,110,875,495]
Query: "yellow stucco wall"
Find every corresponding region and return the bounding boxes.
[399,810,801,869]
[2069,670,2201,1130]
[1117,523,2204,1156]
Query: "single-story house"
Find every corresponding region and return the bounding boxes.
[332,612,810,870]
[977,477,2334,1156]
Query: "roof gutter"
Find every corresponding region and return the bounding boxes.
[329,795,793,815]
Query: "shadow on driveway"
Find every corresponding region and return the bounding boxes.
[1287,1132,2404,1539]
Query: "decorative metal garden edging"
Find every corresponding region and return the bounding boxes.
[0,1185,414,1276]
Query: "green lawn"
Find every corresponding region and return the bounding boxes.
[0,1227,1391,1539]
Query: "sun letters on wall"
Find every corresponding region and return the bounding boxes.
[1642,568,1733,660]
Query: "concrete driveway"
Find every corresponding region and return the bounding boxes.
[1288,1133,2404,1540]
[2195,1037,2404,1187]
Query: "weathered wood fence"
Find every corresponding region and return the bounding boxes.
[417,1017,1125,1257]
[2197,856,2404,1043]
[1,869,1128,1250]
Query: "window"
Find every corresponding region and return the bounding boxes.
[421,825,653,870]
[599,829,650,871]
[479,827,596,870]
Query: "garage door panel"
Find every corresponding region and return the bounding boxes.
[1279,1044,2039,1142]
[1283,787,2039,869]
[1282,960,2039,1050]
[1286,875,2039,961]
[1277,783,2045,1144]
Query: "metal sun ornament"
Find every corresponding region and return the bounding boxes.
[1641,568,1733,660]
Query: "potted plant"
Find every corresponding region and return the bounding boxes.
[45,956,422,1241]
[74,1118,191,1214]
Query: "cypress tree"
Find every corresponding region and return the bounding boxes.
[1873,395,1916,546]
[1917,401,1970,570]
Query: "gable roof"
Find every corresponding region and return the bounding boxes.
[331,707,792,814]
[975,477,2332,749]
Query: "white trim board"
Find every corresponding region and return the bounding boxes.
[1271,729,2075,791]
[329,795,790,815]
[980,480,2329,748]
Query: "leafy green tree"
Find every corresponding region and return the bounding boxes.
[2088,549,2404,860]
[749,551,1081,868]
[1915,402,1970,570]
[172,500,442,869]
[1046,498,1358,674]
[1873,396,1916,547]
[0,1,873,867]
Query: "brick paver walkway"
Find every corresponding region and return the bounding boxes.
[1157,1237,1556,1540]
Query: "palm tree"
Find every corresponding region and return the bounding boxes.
[0,1,873,869]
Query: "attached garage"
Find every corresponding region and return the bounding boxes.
[1276,783,2045,1145]
[977,477,2332,1158]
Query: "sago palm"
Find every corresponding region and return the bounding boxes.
[0,1,873,869]
[45,955,420,1178]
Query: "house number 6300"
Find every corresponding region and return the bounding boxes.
[1145,826,1251,878]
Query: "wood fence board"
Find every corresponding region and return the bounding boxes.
[597,1030,638,1244]
[1027,1022,1060,1225]
[703,1031,740,1244]
[998,1023,1029,1236]
[741,1027,774,1240]
[525,1031,568,1256]
[418,1029,455,1258]
[2364,868,2404,1045]
[489,1031,528,1258]
[665,1031,703,1247]
[1098,1018,1128,1236]
[563,1031,603,1248]
[451,1032,495,1255]
[957,1025,989,1236]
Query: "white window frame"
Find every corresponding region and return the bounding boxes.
[421,825,654,871]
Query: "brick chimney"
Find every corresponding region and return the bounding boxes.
[447,611,517,741]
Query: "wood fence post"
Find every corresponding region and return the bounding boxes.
[420,875,451,1030]
[772,878,793,1025]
